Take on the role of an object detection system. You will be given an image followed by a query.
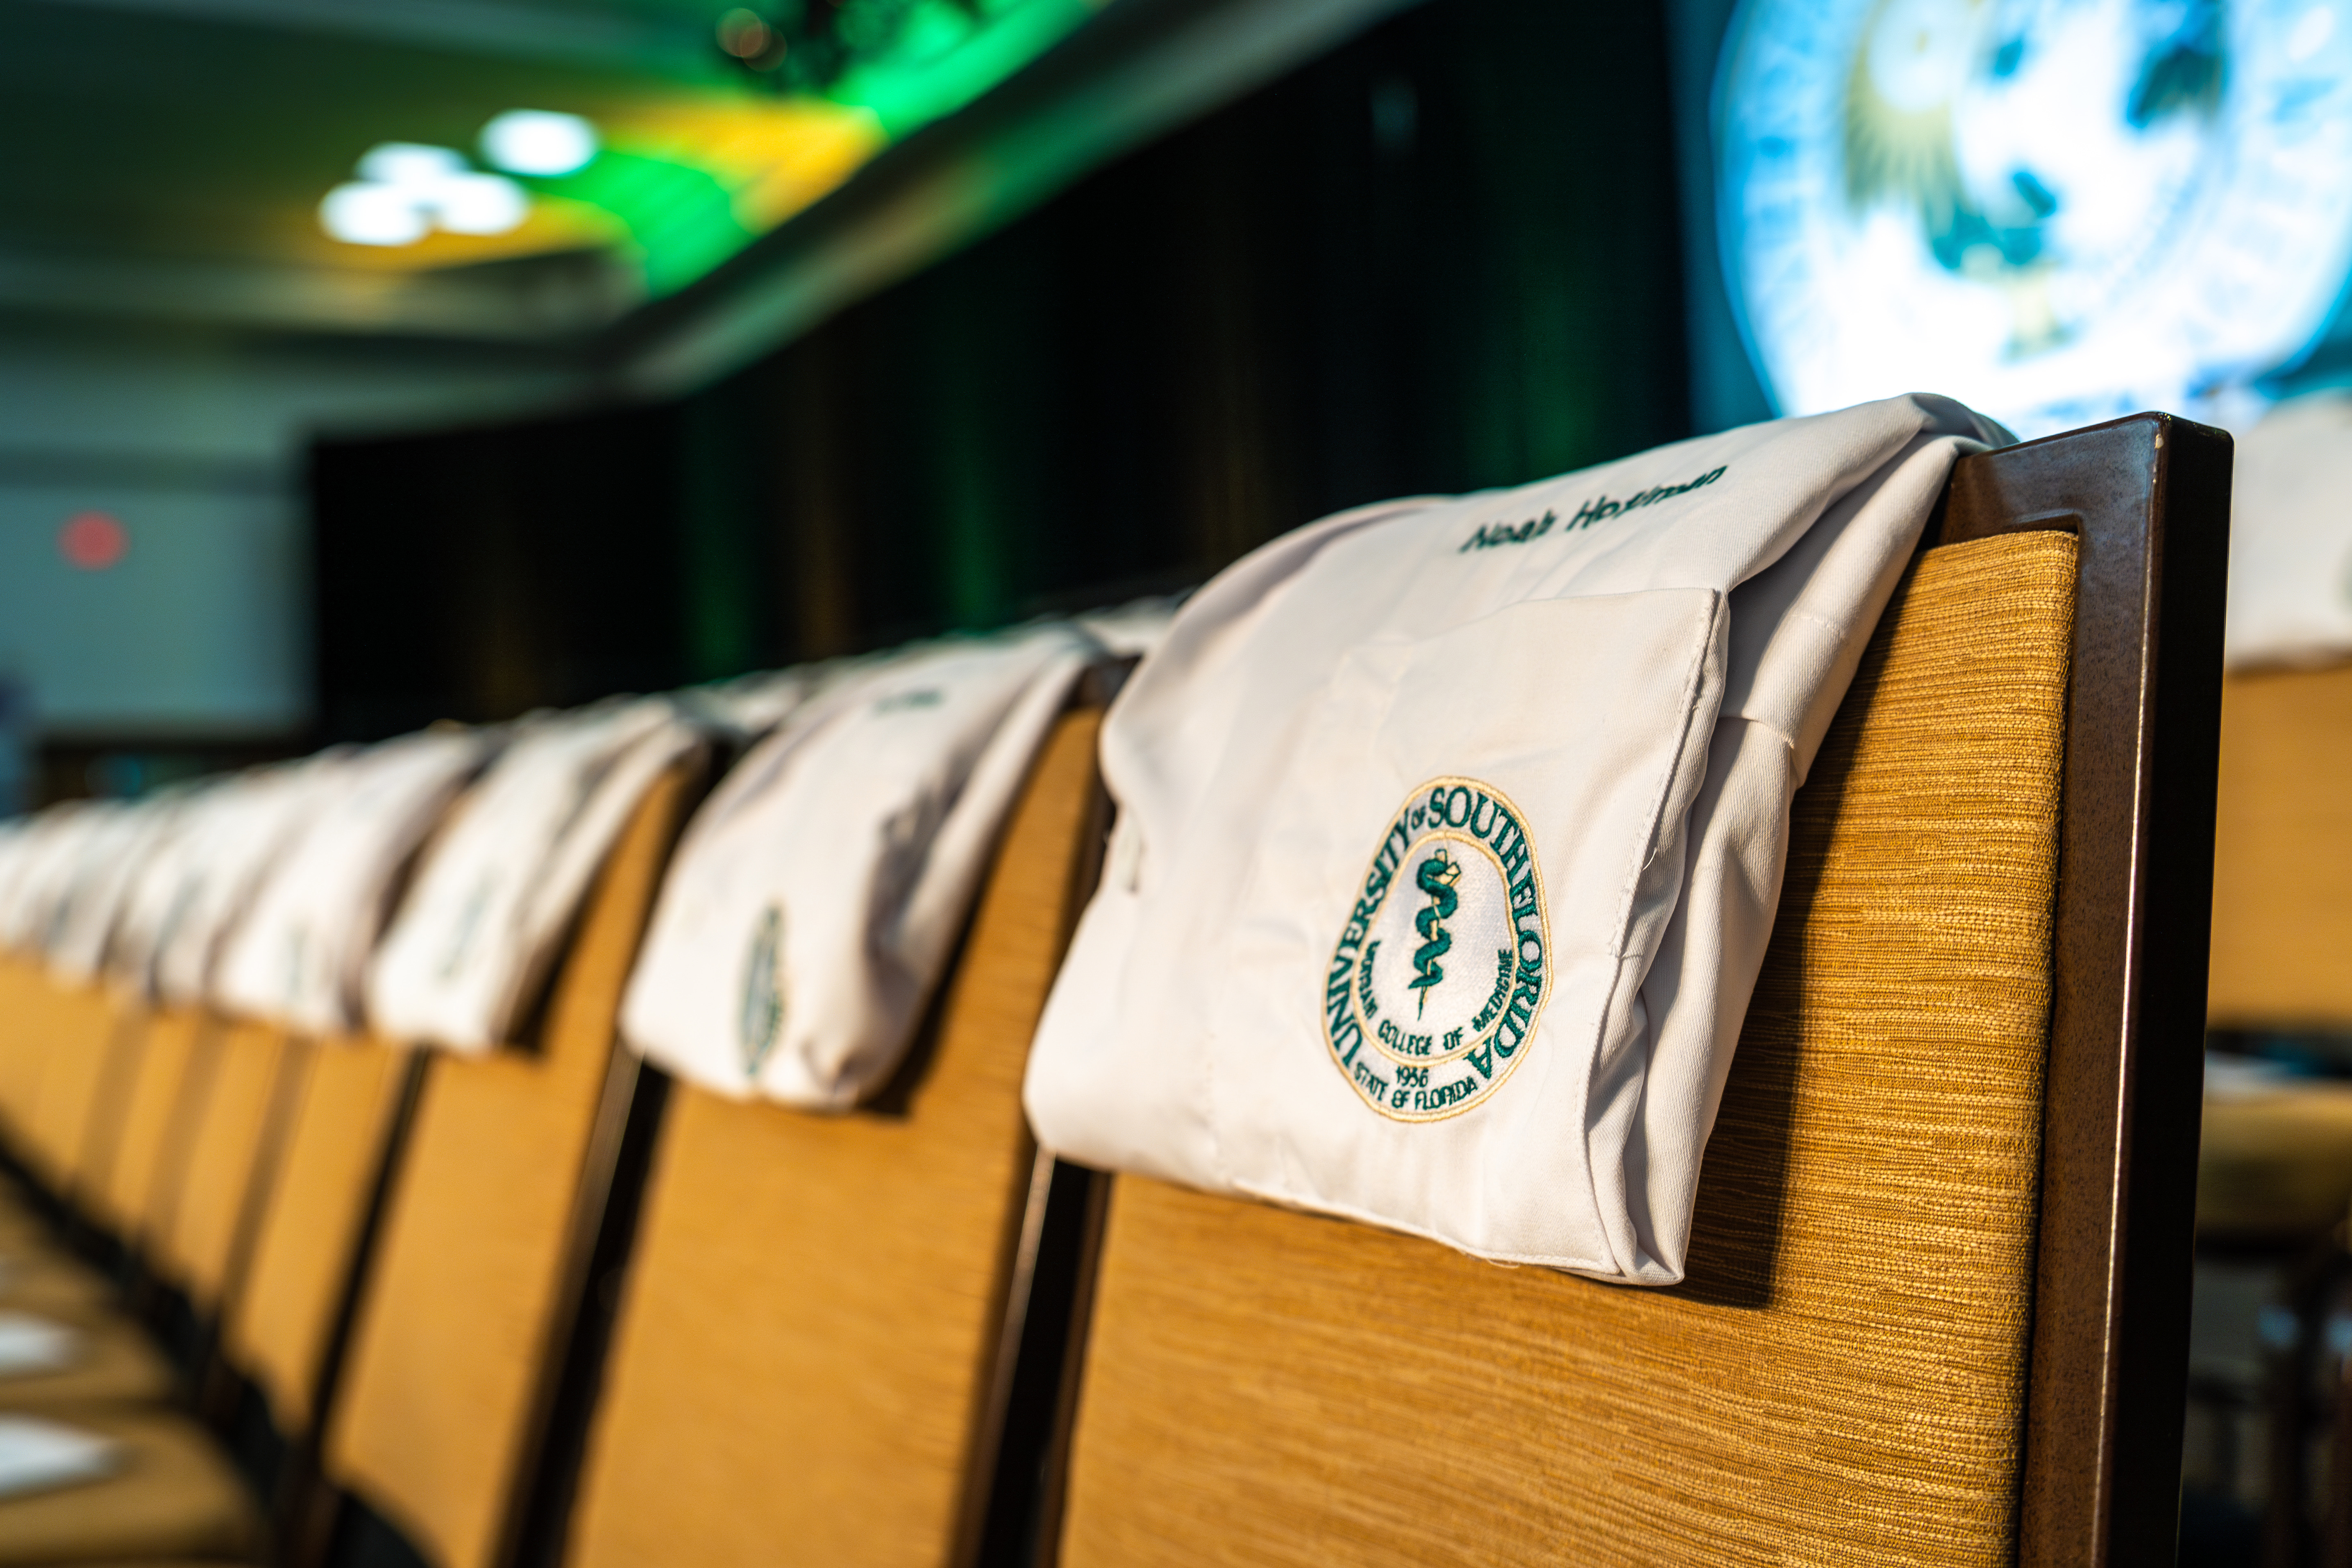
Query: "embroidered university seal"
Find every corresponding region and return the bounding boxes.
[738,904,785,1078]
[1323,778,1550,1121]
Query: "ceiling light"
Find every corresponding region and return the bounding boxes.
[357,142,468,190]
[320,182,429,246]
[432,173,530,235]
[481,110,599,177]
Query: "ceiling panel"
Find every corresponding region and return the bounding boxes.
[0,0,1100,336]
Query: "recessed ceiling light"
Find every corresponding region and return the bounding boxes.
[320,182,428,246]
[433,172,530,235]
[480,111,599,177]
[357,142,468,190]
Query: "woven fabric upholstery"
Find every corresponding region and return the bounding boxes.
[65,1008,151,1216]
[152,1022,304,1310]
[564,710,1103,1568]
[325,765,694,1568]
[2208,663,2352,1028]
[223,1036,413,1432]
[0,961,43,1139]
[1058,530,2077,1568]
[18,989,130,1191]
[93,1012,216,1247]
[0,966,73,1141]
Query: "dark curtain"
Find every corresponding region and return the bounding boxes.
[311,0,1689,740]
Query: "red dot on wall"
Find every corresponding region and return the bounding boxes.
[58,511,128,571]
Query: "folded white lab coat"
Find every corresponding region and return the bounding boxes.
[620,623,1099,1107]
[367,700,703,1052]
[106,785,222,997]
[672,664,834,740]
[2226,391,2352,669]
[1075,597,1182,658]
[48,797,184,985]
[1023,394,2009,1283]
[0,806,101,960]
[149,757,347,1009]
[213,731,491,1035]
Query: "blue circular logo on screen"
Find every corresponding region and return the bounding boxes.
[1719,0,2352,435]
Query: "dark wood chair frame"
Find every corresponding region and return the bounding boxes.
[975,411,2235,1568]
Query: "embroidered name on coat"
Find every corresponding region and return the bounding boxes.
[1458,464,1727,552]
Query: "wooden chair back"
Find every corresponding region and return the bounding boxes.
[318,762,699,1568]
[1036,415,2229,1568]
[554,705,1108,1568]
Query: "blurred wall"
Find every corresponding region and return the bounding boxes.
[0,318,582,798]
[312,0,1691,738]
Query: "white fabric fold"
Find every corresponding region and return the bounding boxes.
[149,755,349,1009]
[1022,395,2008,1283]
[1075,596,1183,658]
[48,796,185,985]
[673,664,834,740]
[0,805,105,962]
[213,730,492,1034]
[620,623,1099,1108]
[107,783,224,997]
[367,700,703,1052]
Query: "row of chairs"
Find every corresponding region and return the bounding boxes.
[0,413,2234,1567]
[0,697,1101,1568]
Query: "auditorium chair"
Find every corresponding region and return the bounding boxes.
[544,701,1109,1568]
[0,763,702,1563]
[216,1030,423,1514]
[1018,414,2229,1568]
[303,760,705,1568]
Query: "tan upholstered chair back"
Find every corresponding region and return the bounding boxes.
[20,985,142,1197]
[562,707,1105,1568]
[1056,532,2078,1568]
[89,1005,216,1244]
[2208,663,2352,1029]
[323,764,695,1568]
[0,970,99,1153]
[17,987,129,1185]
[151,1018,307,1310]
[224,1034,418,1434]
[0,958,48,1138]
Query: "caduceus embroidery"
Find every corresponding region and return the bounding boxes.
[1408,848,1460,1018]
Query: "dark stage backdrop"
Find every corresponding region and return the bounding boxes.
[311,0,1690,741]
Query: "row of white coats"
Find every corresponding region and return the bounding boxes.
[0,615,1157,1116]
[0,393,2059,1287]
